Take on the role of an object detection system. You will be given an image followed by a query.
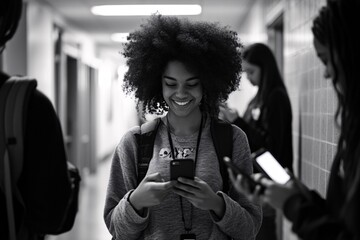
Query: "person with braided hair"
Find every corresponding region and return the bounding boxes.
[103,15,262,240]
[229,0,360,239]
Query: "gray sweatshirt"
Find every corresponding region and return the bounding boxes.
[104,117,262,240]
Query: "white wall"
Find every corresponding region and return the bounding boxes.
[26,0,55,102]
[96,47,139,160]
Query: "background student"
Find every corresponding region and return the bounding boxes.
[220,42,293,240]
[0,0,79,239]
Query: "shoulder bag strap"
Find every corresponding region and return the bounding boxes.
[210,117,233,193]
[136,118,162,185]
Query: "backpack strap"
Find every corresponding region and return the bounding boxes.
[135,118,162,184]
[210,117,233,193]
[0,77,37,240]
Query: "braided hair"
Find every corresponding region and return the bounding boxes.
[0,0,22,53]
[312,0,360,236]
[122,15,243,117]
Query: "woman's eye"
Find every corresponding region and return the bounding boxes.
[165,83,176,87]
[187,83,199,87]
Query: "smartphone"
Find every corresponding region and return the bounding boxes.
[223,156,260,192]
[170,159,195,181]
[252,149,291,184]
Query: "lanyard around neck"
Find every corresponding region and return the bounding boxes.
[166,113,203,233]
[166,114,203,164]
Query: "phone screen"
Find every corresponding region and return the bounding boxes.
[255,151,291,184]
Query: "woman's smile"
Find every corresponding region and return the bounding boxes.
[173,99,191,106]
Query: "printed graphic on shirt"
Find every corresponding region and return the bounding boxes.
[159,147,195,159]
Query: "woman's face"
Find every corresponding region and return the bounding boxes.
[162,60,203,118]
[313,38,334,80]
[243,60,261,86]
[314,37,345,93]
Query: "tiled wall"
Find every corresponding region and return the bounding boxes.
[283,0,338,196]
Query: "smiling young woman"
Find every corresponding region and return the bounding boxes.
[103,15,262,240]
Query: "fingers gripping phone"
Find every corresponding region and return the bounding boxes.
[223,156,260,192]
[251,149,291,184]
[170,159,195,181]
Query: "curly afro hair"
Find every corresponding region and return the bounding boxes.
[122,15,243,116]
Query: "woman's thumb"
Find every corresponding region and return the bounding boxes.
[145,172,163,182]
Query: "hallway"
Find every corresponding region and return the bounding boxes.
[1,1,343,239]
[49,159,113,240]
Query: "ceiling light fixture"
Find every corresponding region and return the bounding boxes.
[111,33,129,43]
[91,4,202,16]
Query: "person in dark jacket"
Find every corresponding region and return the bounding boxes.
[220,42,293,240]
[230,0,360,239]
[0,0,76,239]
[220,43,293,172]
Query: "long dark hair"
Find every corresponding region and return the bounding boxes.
[242,43,286,106]
[0,0,22,52]
[312,0,360,236]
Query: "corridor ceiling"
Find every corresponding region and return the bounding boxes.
[40,0,253,48]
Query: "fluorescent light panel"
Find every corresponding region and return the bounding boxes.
[91,4,202,16]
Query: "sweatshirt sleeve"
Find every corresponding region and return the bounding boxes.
[210,126,262,240]
[283,191,349,240]
[103,128,150,240]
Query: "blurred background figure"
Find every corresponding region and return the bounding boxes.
[220,43,293,240]
[220,43,293,172]
[1,0,78,239]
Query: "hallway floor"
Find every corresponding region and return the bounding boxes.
[48,159,113,240]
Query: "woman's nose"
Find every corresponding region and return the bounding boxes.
[175,85,188,98]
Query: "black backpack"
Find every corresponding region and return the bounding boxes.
[0,77,81,240]
[135,117,233,193]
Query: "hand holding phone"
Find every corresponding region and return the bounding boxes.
[223,156,262,192]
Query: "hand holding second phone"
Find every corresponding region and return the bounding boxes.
[229,169,302,210]
[228,170,264,204]
[172,177,225,218]
[259,176,304,210]
[129,172,175,212]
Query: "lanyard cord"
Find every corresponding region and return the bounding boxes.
[166,113,203,233]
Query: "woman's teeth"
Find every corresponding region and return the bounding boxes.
[174,100,190,106]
